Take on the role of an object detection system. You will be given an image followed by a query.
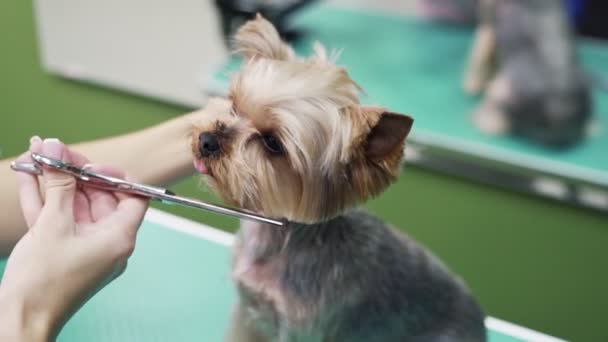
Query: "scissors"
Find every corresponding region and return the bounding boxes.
[10,153,284,227]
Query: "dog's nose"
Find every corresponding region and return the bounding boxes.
[199,132,220,157]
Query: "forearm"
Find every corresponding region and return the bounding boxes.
[71,112,198,185]
[0,160,28,257]
[0,112,199,256]
[0,289,55,342]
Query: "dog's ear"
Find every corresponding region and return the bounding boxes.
[363,107,413,161]
[233,14,295,61]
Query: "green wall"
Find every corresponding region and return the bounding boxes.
[1,2,606,341]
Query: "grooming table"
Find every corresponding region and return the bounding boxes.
[0,209,566,341]
[206,4,608,213]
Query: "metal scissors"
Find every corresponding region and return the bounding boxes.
[10,153,284,227]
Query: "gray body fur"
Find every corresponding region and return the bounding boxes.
[228,210,486,342]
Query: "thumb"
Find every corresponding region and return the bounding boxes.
[39,138,77,220]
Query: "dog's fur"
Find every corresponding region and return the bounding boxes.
[192,15,486,341]
[463,0,591,148]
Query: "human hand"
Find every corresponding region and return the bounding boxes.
[0,138,149,341]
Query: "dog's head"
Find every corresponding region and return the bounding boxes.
[192,15,413,223]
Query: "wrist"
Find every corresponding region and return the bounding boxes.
[0,286,55,342]
[135,111,200,184]
[147,111,199,184]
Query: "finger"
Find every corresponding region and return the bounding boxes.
[111,172,140,202]
[73,190,93,224]
[96,196,148,252]
[65,148,89,167]
[39,138,77,225]
[66,149,95,225]
[82,165,124,221]
[15,136,43,227]
[30,135,43,155]
[112,196,149,234]
[85,164,126,179]
[88,166,143,219]
[84,189,118,222]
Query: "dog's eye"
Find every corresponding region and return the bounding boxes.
[217,122,228,133]
[261,134,283,155]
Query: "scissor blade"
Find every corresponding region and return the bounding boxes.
[159,193,284,227]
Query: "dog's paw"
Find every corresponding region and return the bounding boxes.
[586,119,602,138]
[463,76,484,95]
[472,105,509,135]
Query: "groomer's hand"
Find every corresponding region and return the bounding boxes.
[0,138,149,342]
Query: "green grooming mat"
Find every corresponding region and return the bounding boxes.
[207,4,608,212]
[0,209,565,342]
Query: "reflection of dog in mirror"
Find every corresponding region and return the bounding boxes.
[464,0,591,148]
[191,15,487,342]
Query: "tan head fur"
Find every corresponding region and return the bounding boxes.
[192,15,413,223]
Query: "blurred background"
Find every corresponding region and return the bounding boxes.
[1,0,607,341]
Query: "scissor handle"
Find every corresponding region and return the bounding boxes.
[10,161,42,175]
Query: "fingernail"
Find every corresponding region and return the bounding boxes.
[42,138,64,159]
[82,163,93,170]
[29,136,42,144]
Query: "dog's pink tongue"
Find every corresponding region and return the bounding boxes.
[193,159,208,174]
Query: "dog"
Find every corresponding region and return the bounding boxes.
[191,15,487,341]
[463,0,591,148]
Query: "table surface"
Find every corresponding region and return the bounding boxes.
[0,209,566,342]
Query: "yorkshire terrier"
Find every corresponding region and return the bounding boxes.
[463,0,591,148]
[192,15,486,342]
